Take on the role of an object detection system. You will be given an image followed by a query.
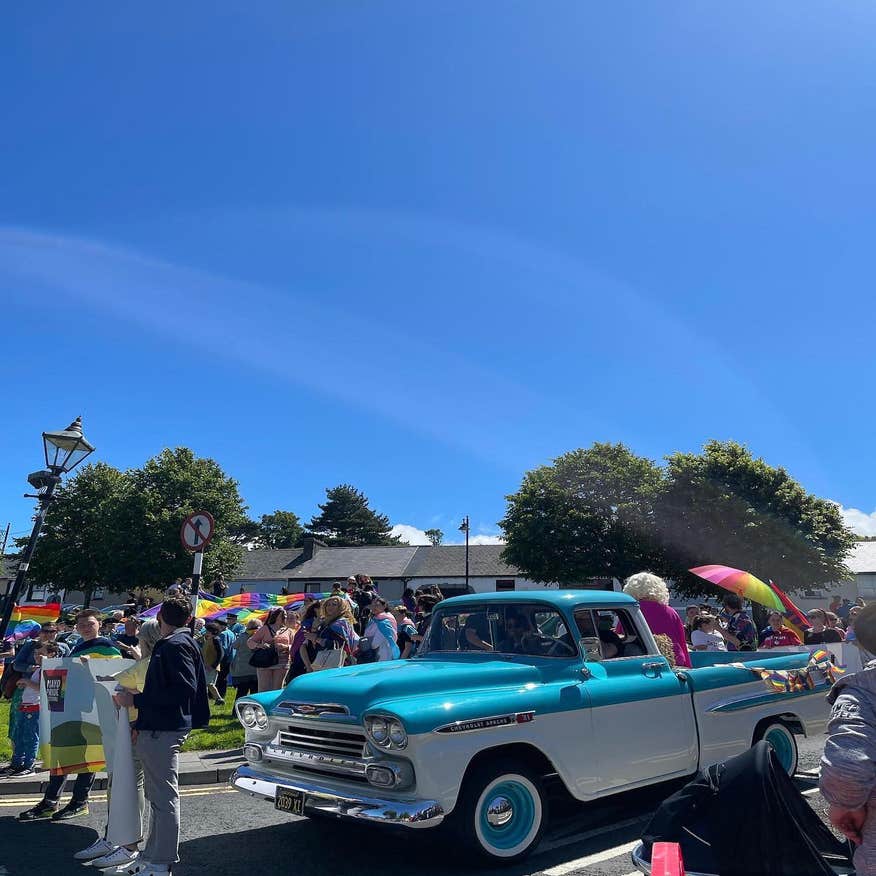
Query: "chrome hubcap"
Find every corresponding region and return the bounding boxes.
[486,795,514,827]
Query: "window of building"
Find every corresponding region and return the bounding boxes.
[495,579,516,592]
[304,582,323,594]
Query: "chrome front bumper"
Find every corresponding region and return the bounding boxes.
[229,765,445,829]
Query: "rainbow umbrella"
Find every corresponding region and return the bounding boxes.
[689,565,784,612]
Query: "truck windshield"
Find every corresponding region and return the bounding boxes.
[419,603,578,658]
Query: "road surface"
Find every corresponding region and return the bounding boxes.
[0,735,832,876]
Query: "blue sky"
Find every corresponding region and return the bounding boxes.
[3,3,876,546]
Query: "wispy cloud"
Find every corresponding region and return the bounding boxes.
[838,504,876,536]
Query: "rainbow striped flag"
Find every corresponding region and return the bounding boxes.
[768,581,811,641]
[4,603,61,641]
[139,591,333,623]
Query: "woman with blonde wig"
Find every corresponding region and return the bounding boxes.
[622,572,691,668]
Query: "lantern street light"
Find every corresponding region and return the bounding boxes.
[0,418,95,641]
[459,515,470,591]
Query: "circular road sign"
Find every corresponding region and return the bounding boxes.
[181,511,215,552]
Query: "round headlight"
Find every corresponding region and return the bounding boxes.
[388,719,407,748]
[255,708,269,730]
[240,705,256,728]
[368,716,389,745]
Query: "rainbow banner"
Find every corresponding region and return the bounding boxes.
[4,603,61,641]
[139,591,333,623]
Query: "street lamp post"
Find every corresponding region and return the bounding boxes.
[0,418,95,642]
[459,515,470,591]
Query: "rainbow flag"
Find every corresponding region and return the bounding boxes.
[768,581,810,641]
[139,592,333,624]
[4,603,61,641]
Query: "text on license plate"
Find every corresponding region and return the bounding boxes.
[275,788,305,815]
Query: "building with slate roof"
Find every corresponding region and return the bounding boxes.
[231,537,548,600]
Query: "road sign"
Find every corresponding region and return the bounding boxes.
[180,511,215,552]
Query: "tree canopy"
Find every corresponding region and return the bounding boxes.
[501,440,854,596]
[424,528,444,546]
[307,484,399,546]
[257,510,304,549]
[22,448,249,600]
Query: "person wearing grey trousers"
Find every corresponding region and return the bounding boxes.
[820,603,876,876]
[114,596,209,876]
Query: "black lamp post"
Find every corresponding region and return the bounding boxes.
[459,515,470,591]
[0,418,95,642]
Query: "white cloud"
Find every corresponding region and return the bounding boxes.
[390,523,505,546]
[469,534,506,545]
[390,524,433,545]
[838,505,876,536]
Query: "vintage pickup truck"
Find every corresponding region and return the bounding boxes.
[230,591,832,862]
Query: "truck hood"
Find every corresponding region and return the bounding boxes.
[279,657,543,716]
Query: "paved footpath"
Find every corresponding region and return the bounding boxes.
[0,736,833,876]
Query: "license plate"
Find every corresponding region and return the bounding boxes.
[274,788,305,815]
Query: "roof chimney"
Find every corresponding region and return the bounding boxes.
[301,536,328,561]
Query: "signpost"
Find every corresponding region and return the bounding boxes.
[180,511,214,598]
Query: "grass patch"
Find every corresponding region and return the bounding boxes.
[0,700,10,761]
[183,696,244,752]
[0,690,242,760]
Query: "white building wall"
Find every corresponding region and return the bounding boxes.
[410,575,554,594]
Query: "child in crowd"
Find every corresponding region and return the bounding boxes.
[821,604,876,875]
[689,615,728,652]
[7,641,60,777]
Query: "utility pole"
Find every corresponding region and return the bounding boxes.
[459,515,470,591]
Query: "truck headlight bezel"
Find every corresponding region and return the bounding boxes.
[365,714,408,750]
[236,701,268,730]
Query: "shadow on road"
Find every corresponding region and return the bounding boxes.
[0,816,97,876]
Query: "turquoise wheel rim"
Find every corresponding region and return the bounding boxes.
[765,726,794,772]
[477,779,538,853]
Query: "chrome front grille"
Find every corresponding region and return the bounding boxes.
[278,725,369,759]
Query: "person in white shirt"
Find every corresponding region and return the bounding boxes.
[690,614,729,652]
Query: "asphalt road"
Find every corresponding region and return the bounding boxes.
[0,736,833,876]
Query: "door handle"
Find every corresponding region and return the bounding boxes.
[642,660,665,678]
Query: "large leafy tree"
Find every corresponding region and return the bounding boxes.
[20,462,131,604]
[115,448,249,587]
[308,484,399,546]
[658,440,855,597]
[500,443,667,583]
[501,440,854,596]
[257,510,304,549]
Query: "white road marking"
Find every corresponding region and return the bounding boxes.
[541,840,640,875]
[540,815,647,852]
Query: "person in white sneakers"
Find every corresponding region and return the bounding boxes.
[113,596,209,875]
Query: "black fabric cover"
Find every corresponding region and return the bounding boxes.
[642,741,852,876]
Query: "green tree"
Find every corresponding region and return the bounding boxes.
[257,510,304,549]
[307,485,399,546]
[116,447,249,587]
[20,462,131,605]
[500,443,667,583]
[658,440,855,597]
[424,528,444,546]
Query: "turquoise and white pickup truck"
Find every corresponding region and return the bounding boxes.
[230,591,832,862]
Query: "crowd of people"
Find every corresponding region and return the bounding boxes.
[206,576,447,696]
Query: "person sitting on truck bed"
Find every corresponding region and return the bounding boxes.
[623,572,692,668]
